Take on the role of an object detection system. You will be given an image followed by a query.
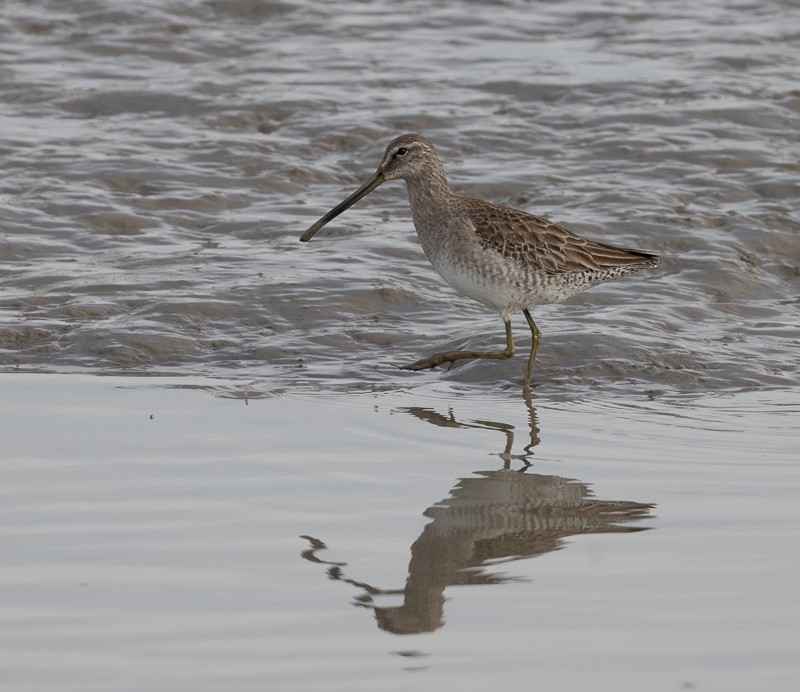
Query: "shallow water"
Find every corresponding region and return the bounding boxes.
[1,0,799,690]
[2,375,799,691]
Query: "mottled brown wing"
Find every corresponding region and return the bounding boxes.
[466,198,659,275]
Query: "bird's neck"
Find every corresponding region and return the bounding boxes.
[404,165,454,224]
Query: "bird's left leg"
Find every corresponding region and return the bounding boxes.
[400,318,515,372]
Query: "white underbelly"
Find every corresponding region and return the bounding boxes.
[430,256,582,319]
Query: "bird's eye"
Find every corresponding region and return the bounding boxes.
[396,147,408,156]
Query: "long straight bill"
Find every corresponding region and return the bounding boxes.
[299,170,385,242]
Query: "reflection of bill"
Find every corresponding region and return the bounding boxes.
[301,469,654,635]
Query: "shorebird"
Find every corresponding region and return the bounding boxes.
[300,133,659,385]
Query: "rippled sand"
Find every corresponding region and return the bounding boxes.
[1,0,798,394]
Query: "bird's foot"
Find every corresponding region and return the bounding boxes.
[397,350,474,372]
[396,347,517,372]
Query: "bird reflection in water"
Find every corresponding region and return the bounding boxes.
[301,400,655,635]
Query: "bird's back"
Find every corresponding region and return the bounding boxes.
[460,196,659,276]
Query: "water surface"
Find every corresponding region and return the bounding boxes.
[2,375,799,691]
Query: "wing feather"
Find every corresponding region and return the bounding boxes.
[459,198,659,275]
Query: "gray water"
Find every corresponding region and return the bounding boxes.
[1,0,799,690]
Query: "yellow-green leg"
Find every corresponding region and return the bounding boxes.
[522,308,542,386]
[401,319,515,372]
